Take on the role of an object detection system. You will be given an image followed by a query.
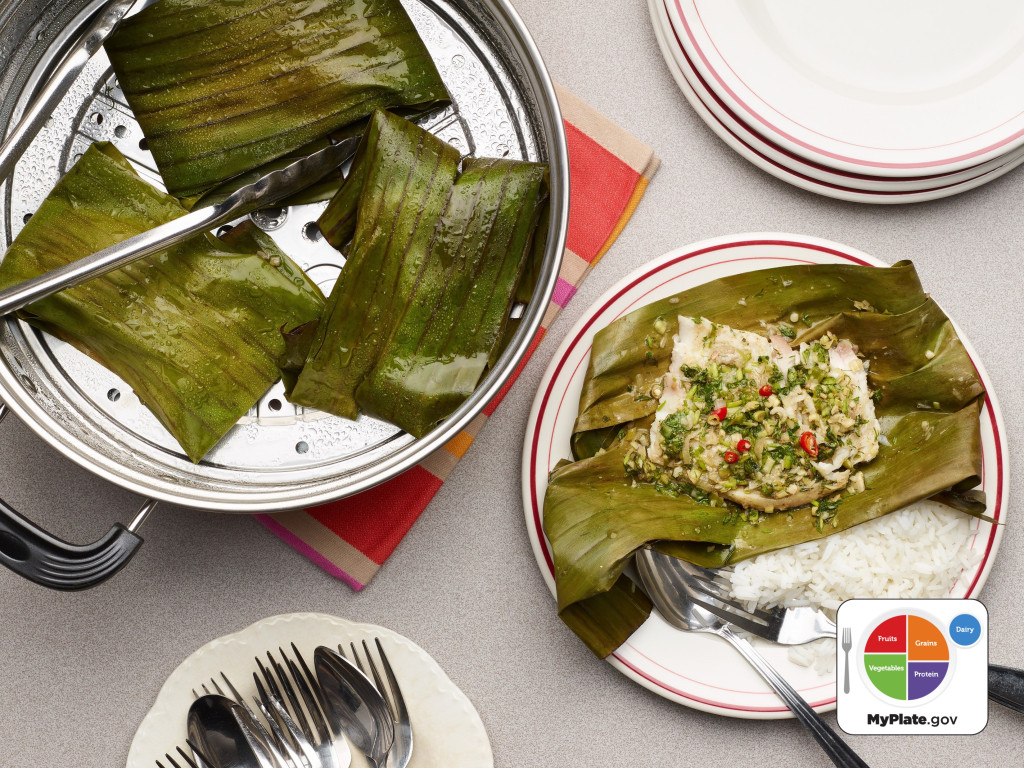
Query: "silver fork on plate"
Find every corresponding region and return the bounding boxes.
[672,554,1024,715]
[340,640,413,768]
[196,673,313,768]
[666,556,836,644]
[253,647,352,768]
[154,740,217,768]
[636,547,871,768]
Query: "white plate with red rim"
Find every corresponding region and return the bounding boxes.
[649,0,1024,203]
[651,0,1024,194]
[665,0,1024,177]
[521,233,1008,718]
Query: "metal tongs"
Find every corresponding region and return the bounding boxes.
[0,0,136,183]
[0,136,359,316]
[0,0,360,317]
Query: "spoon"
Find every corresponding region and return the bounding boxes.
[187,693,276,768]
[636,547,870,768]
[314,646,394,768]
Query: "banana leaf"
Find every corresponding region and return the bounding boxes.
[283,109,461,420]
[357,156,548,434]
[284,109,548,436]
[190,121,369,211]
[542,261,987,657]
[106,0,451,199]
[496,197,550,362]
[0,142,324,462]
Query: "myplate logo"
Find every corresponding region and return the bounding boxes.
[859,611,954,706]
[836,599,988,735]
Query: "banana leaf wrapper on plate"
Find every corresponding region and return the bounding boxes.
[542,261,988,657]
[105,0,451,199]
[281,109,548,437]
[0,143,324,462]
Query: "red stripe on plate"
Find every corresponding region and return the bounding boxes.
[624,640,835,694]
[961,394,1004,598]
[615,652,835,712]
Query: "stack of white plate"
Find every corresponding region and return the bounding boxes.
[649,0,1024,203]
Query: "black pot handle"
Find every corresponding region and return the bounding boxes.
[0,402,156,590]
[989,664,1024,715]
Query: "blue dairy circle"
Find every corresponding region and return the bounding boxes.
[949,613,982,647]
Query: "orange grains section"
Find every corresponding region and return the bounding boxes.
[908,615,949,661]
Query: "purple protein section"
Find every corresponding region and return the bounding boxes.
[908,662,948,699]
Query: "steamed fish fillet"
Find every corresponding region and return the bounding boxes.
[648,317,879,512]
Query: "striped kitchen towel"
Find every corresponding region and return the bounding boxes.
[255,84,660,589]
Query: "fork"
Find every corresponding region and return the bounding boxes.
[665,556,836,644]
[197,674,312,768]
[672,554,1024,715]
[155,740,216,768]
[255,647,351,768]
[841,627,853,694]
[637,547,871,768]
[340,640,413,768]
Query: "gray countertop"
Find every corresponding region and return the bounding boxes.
[1,1,1022,766]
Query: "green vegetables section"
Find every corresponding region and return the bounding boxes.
[0,143,324,462]
[106,0,450,198]
[283,110,548,437]
[542,262,987,658]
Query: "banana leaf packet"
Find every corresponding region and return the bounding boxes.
[542,261,989,657]
[0,143,324,462]
[105,0,451,199]
[281,109,548,437]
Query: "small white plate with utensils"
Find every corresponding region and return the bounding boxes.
[127,613,493,768]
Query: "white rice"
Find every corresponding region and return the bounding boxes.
[723,502,982,674]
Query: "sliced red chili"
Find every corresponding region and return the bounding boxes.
[712,406,728,421]
[799,431,818,457]
[759,384,773,397]
[737,439,752,453]
[724,451,739,464]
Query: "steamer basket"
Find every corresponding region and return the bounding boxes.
[0,0,568,588]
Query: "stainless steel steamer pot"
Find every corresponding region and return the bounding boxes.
[0,0,568,589]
